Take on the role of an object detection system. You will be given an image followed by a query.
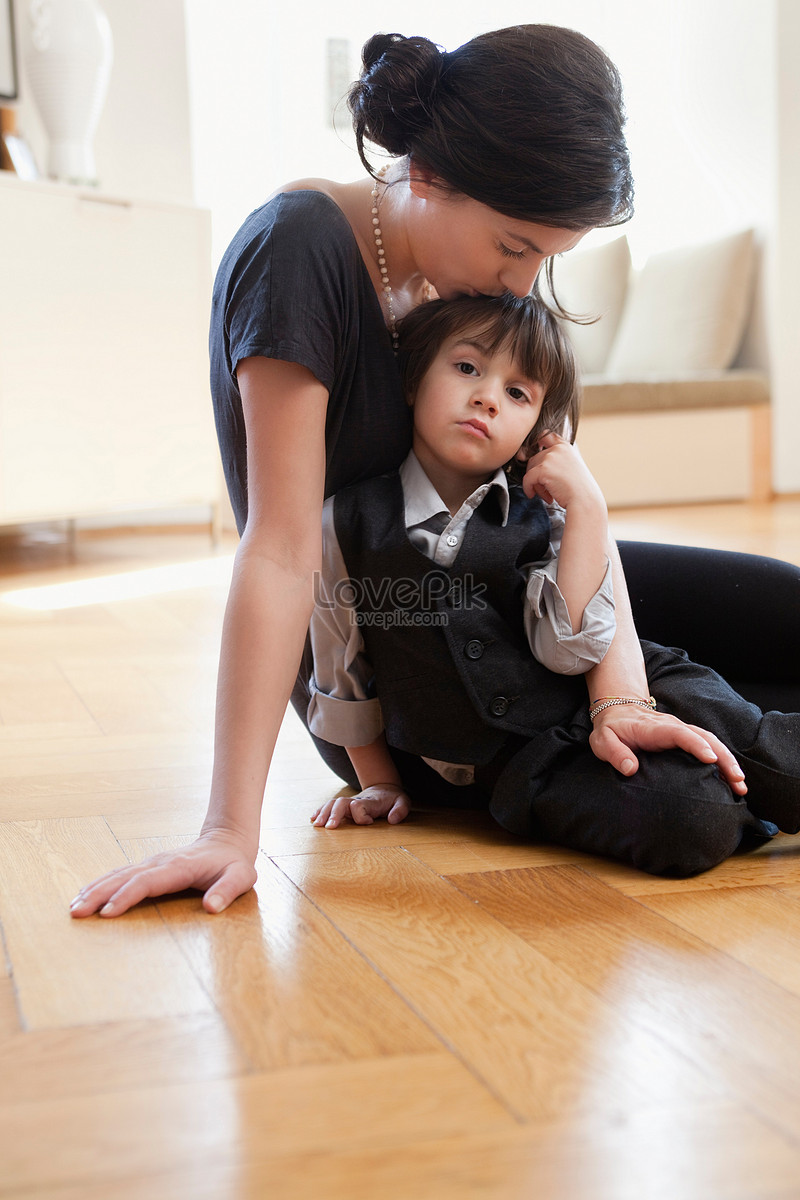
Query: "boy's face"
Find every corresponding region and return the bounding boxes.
[410,333,545,491]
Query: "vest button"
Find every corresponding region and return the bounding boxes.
[464,639,484,660]
[489,695,510,717]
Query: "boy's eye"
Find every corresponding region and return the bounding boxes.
[507,386,529,402]
[499,243,526,261]
[456,361,478,375]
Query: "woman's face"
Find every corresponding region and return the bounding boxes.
[408,173,589,301]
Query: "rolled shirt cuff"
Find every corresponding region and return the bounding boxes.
[307,677,385,747]
[525,558,616,674]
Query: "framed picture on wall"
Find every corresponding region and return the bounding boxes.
[1,0,18,102]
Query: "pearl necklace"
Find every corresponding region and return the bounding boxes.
[370,166,399,352]
[371,166,433,353]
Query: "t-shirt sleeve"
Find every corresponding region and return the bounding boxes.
[223,193,360,393]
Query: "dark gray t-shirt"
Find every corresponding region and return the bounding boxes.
[210,190,412,533]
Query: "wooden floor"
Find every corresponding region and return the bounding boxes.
[1,498,800,1200]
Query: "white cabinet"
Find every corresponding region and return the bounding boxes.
[0,174,219,526]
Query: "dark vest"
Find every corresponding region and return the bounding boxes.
[334,473,586,765]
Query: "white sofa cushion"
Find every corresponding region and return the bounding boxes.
[605,228,756,376]
[548,235,631,374]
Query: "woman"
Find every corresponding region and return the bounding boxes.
[71,25,800,918]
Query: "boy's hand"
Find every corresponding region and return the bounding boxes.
[311,784,410,829]
[521,432,605,513]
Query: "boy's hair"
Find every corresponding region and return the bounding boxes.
[396,295,581,482]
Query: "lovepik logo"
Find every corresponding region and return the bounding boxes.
[313,571,488,614]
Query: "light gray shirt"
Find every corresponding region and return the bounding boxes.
[308,451,615,769]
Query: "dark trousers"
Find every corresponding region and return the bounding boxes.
[617,541,800,712]
[292,543,800,877]
[488,641,798,877]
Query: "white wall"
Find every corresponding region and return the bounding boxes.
[184,0,777,264]
[8,0,799,492]
[773,0,800,494]
[182,0,800,493]
[11,0,194,204]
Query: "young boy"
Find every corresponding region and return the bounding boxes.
[308,295,800,877]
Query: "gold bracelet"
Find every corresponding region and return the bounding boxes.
[589,695,657,721]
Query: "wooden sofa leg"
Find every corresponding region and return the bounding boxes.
[750,405,773,503]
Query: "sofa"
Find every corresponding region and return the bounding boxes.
[550,228,770,507]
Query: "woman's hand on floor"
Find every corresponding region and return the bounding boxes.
[311,784,411,829]
[69,829,258,918]
[589,706,748,794]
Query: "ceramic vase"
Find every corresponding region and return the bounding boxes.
[25,0,113,185]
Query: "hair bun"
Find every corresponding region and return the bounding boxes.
[349,26,633,230]
[349,33,444,167]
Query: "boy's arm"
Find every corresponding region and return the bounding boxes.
[521,433,614,674]
[523,432,609,632]
[308,502,410,829]
[552,487,609,633]
[525,437,747,790]
[311,733,410,828]
[347,735,404,790]
[307,500,383,745]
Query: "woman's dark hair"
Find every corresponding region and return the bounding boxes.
[396,295,580,482]
[349,25,634,232]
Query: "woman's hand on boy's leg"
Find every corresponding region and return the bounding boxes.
[311,784,410,829]
[589,707,747,794]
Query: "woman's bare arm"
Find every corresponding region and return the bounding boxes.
[70,357,328,917]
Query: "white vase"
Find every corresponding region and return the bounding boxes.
[24,0,113,185]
